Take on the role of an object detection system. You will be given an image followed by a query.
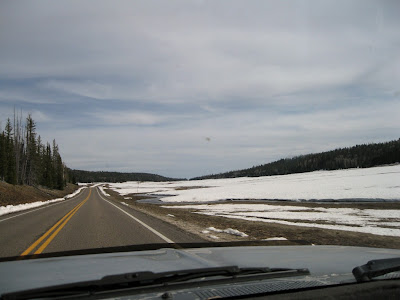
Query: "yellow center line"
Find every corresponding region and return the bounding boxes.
[20,189,92,256]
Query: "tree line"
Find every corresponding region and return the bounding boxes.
[0,112,69,189]
[192,138,400,180]
[68,169,183,183]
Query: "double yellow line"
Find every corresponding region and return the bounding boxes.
[20,189,92,256]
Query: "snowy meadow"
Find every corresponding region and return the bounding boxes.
[107,165,400,237]
[107,165,399,202]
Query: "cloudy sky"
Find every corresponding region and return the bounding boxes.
[1,0,399,178]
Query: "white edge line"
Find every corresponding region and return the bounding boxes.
[0,187,88,223]
[96,187,174,244]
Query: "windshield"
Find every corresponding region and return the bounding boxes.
[0,0,399,261]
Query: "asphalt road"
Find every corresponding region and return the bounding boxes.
[0,187,203,258]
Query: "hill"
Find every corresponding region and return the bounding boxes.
[69,169,184,183]
[192,138,400,180]
[0,181,78,207]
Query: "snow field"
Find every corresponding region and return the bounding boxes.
[107,165,400,203]
[105,165,400,237]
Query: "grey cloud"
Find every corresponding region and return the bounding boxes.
[2,1,399,102]
[1,0,399,177]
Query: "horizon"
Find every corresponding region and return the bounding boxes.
[69,137,399,180]
[1,1,399,178]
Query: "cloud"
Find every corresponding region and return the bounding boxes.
[2,1,399,103]
[40,80,113,100]
[88,111,167,126]
[1,0,399,177]
[33,97,398,178]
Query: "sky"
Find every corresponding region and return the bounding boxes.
[0,0,399,179]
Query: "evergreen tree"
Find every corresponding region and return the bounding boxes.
[42,143,54,188]
[52,140,64,189]
[1,113,68,189]
[0,131,6,181]
[24,115,37,185]
[5,119,17,184]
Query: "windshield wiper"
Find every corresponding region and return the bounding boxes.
[2,266,309,300]
[352,257,400,282]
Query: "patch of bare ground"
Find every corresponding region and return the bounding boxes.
[104,188,400,249]
[121,194,156,201]
[0,182,79,206]
[174,186,211,191]
[221,200,400,210]
[231,216,364,227]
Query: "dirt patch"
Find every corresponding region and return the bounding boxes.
[224,216,364,227]
[217,200,400,210]
[0,182,79,207]
[174,186,211,191]
[121,193,156,201]
[105,188,400,249]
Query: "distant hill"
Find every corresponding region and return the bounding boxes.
[191,138,400,180]
[69,169,183,183]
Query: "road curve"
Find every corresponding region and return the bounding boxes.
[0,187,202,258]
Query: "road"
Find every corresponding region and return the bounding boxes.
[0,187,203,258]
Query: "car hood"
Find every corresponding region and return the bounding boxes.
[1,245,400,295]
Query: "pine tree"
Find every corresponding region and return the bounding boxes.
[42,143,54,188]
[24,115,38,185]
[1,113,69,189]
[0,131,6,181]
[36,135,45,186]
[52,140,64,189]
[13,108,23,184]
[5,119,17,184]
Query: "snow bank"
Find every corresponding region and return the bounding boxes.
[0,187,86,217]
[106,165,400,203]
[98,185,110,197]
[207,226,248,237]
[64,186,86,199]
[262,237,288,241]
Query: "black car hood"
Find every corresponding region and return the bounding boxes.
[1,245,400,295]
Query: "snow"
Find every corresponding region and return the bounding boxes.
[262,237,288,241]
[164,203,400,237]
[201,227,248,238]
[0,187,87,217]
[107,165,400,203]
[98,185,110,197]
[207,226,248,237]
[104,165,400,237]
[64,186,86,199]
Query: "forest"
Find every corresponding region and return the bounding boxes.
[68,169,182,183]
[0,112,69,189]
[192,138,400,180]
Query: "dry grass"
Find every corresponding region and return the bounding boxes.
[0,182,79,207]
